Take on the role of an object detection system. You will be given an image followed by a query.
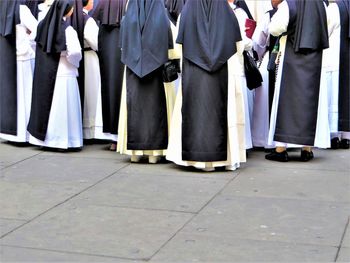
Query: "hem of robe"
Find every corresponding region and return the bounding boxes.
[83,126,118,141]
[117,69,175,157]
[182,151,227,163]
[166,74,246,170]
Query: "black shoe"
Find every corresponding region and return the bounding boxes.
[340,139,350,149]
[300,150,314,162]
[265,150,289,162]
[331,137,340,149]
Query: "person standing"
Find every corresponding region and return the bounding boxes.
[266,0,329,162]
[166,0,245,172]
[92,0,127,150]
[327,0,350,149]
[251,0,281,149]
[28,0,83,150]
[0,0,38,143]
[117,0,176,164]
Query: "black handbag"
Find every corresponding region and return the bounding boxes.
[162,59,181,83]
[243,51,263,90]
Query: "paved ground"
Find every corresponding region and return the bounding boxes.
[0,141,349,262]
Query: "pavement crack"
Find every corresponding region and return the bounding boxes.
[335,216,350,262]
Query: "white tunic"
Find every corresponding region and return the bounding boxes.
[0,5,38,142]
[29,26,83,149]
[267,1,330,148]
[82,12,117,141]
[251,12,272,148]
[229,4,254,150]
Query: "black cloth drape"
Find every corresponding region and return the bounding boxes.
[274,0,329,146]
[25,0,44,19]
[27,0,74,140]
[92,0,127,135]
[121,0,171,150]
[0,0,22,135]
[337,0,350,132]
[235,0,253,20]
[177,0,241,162]
[165,0,184,25]
[177,0,241,72]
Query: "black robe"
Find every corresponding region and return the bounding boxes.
[120,0,170,150]
[274,0,329,146]
[336,0,350,132]
[27,0,74,141]
[92,0,127,136]
[0,1,21,135]
[177,0,241,162]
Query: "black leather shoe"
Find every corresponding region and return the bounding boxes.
[340,139,350,149]
[331,137,340,149]
[300,150,314,162]
[265,150,289,162]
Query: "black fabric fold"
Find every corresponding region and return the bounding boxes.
[176,0,241,72]
[120,0,170,78]
[0,0,22,135]
[336,0,350,131]
[165,0,184,25]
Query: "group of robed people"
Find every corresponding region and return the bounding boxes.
[0,0,349,172]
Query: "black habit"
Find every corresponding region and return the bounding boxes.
[120,0,171,150]
[92,0,127,136]
[336,0,350,132]
[177,0,241,162]
[165,0,184,25]
[27,0,74,141]
[273,0,329,146]
[0,0,22,135]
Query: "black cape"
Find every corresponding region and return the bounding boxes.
[0,0,22,135]
[27,0,74,141]
[92,0,127,136]
[274,0,329,146]
[121,0,171,150]
[177,0,241,162]
[336,0,350,132]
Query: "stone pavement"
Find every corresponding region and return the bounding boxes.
[0,141,349,262]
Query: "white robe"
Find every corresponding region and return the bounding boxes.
[267,1,330,148]
[166,15,246,171]
[82,13,117,141]
[29,26,83,149]
[0,5,38,143]
[251,12,272,148]
[229,4,254,150]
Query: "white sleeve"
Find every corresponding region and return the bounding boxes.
[268,1,289,37]
[19,5,38,40]
[252,12,270,59]
[84,17,99,51]
[327,3,341,37]
[235,8,253,51]
[65,26,82,68]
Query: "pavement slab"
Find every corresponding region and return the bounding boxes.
[342,221,350,248]
[73,172,231,213]
[0,181,91,221]
[221,166,350,203]
[0,218,27,237]
[176,195,350,247]
[0,202,193,260]
[0,142,40,169]
[0,245,140,262]
[0,155,127,185]
[337,248,350,262]
[151,232,338,262]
